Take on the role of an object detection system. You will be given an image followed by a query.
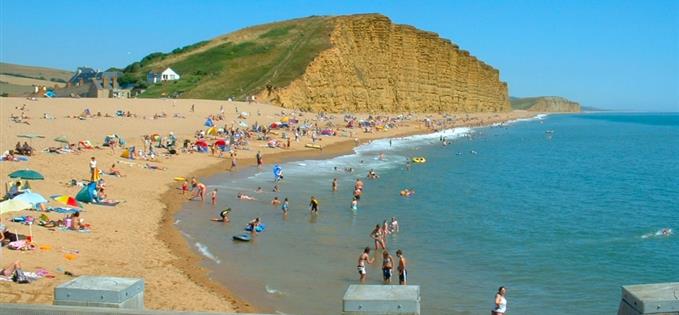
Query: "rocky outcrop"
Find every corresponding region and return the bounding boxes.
[511,96,581,112]
[261,14,510,113]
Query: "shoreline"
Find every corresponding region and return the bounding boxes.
[161,113,547,313]
[0,96,543,312]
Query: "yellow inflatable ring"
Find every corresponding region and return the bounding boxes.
[411,157,426,163]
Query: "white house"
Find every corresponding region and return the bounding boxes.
[147,67,180,84]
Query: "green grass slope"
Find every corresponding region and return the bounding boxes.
[123,16,334,100]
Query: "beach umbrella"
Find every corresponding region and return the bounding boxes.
[8,169,44,180]
[13,192,47,205]
[54,136,70,144]
[17,133,45,146]
[214,139,226,146]
[206,127,218,136]
[51,195,83,208]
[17,134,45,139]
[0,199,32,214]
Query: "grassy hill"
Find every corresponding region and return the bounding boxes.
[122,16,334,99]
[0,62,73,96]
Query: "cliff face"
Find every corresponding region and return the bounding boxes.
[261,14,510,113]
[511,96,581,112]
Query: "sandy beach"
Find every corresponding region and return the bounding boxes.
[0,97,536,312]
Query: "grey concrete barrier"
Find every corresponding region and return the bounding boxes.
[618,282,679,315]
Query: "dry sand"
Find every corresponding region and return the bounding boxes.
[0,97,536,312]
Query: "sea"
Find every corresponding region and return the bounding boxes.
[176,112,679,315]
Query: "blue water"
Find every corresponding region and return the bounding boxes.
[177,113,679,314]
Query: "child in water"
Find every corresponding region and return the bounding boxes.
[211,189,218,205]
[281,198,289,214]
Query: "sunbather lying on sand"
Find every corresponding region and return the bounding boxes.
[0,261,21,276]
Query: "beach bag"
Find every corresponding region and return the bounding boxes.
[12,268,30,283]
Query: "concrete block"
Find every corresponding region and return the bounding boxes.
[618,282,679,315]
[343,285,420,315]
[54,276,144,309]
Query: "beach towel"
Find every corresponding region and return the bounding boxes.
[52,207,81,214]
[92,200,121,207]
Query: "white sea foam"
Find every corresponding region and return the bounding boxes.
[641,228,672,239]
[195,242,221,264]
[265,284,286,296]
[504,114,549,125]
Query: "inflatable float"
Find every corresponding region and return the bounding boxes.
[245,223,266,232]
[233,233,251,241]
[411,157,426,163]
[305,143,322,150]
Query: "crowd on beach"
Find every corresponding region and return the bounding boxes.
[2,100,621,313]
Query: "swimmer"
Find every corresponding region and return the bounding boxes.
[247,217,261,233]
[662,228,672,236]
[237,192,256,201]
[354,188,362,201]
[211,208,231,222]
[332,178,338,192]
[256,187,263,193]
[355,178,364,190]
[390,217,399,233]
[271,196,281,206]
[378,153,384,160]
[273,185,280,192]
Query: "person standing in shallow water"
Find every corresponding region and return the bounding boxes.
[357,247,374,283]
[309,196,319,213]
[382,250,394,284]
[256,151,263,169]
[396,249,407,285]
[332,178,338,192]
[492,286,507,315]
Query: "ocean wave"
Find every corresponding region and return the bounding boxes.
[180,231,193,239]
[504,114,549,125]
[354,127,473,154]
[195,242,221,264]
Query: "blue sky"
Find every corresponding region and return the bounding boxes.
[1,0,677,111]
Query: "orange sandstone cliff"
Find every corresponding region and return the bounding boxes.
[260,14,510,113]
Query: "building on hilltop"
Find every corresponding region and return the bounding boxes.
[147,67,180,84]
[68,67,98,86]
[56,69,132,98]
